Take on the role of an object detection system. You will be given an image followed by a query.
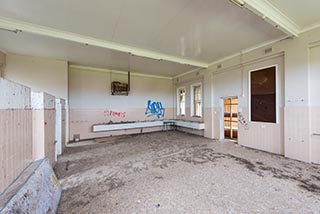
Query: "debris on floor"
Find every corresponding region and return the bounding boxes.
[55,131,320,214]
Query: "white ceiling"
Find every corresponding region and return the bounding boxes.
[266,0,320,30]
[0,30,197,77]
[2,0,318,76]
[0,0,285,62]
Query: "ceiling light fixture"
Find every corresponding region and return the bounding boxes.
[229,0,245,8]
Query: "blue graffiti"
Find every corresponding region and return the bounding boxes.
[145,100,165,119]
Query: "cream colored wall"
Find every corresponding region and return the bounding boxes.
[44,109,56,166]
[4,53,68,99]
[0,78,32,193]
[309,44,320,164]
[1,26,319,164]
[32,110,45,161]
[68,67,174,140]
[55,98,66,156]
[62,105,66,151]
[31,92,56,166]
[210,56,285,155]
[174,26,320,162]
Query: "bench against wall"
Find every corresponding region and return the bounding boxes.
[92,120,205,133]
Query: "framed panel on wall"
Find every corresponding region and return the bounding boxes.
[250,66,276,123]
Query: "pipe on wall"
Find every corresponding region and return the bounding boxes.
[128,71,130,92]
[0,51,6,77]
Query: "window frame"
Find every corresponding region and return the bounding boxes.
[248,64,279,124]
[190,82,202,117]
[177,86,186,116]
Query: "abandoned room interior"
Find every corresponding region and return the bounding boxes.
[0,0,320,213]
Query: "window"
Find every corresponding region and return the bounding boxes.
[250,66,276,123]
[177,87,186,116]
[191,84,202,117]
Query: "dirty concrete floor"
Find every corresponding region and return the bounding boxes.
[55,131,320,214]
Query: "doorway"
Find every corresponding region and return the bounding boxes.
[224,97,238,140]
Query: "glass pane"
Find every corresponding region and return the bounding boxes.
[232,129,238,138]
[251,66,276,123]
[224,113,231,118]
[224,121,231,128]
[195,102,201,116]
[231,98,238,104]
[180,101,185,115]
[232,121,238,128]
[193,86,201,101]
[194,103,197,116]
[231,105,238,114]
[224,104,231,113]
[178,89,186,115]
[224,129,231,138]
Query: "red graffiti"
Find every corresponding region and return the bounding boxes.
[104,110,126,118]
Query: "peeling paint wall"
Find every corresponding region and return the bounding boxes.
[0,78,32,193]
[68,67,174,141]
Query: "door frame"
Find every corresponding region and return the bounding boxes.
[221,96,238,140]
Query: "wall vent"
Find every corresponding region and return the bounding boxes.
[217,64,222,69]
[264,47,273,54]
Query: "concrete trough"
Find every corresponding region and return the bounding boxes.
[0,158,61,214]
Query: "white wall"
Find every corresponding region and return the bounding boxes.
[68,67,174,140]
[174,26,320,163]
[309,44,320,163]
[69,68,173,109]
[4,53,68,99]
[31,92,56,166]
[2,27,320,164]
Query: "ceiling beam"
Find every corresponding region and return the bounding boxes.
[242,0,300,37]
[0,16,208,68]
[69,64,173,80]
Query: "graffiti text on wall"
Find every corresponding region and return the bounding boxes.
[145,100,165,119]
[238,112,249,130]
[104,110,126,118]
